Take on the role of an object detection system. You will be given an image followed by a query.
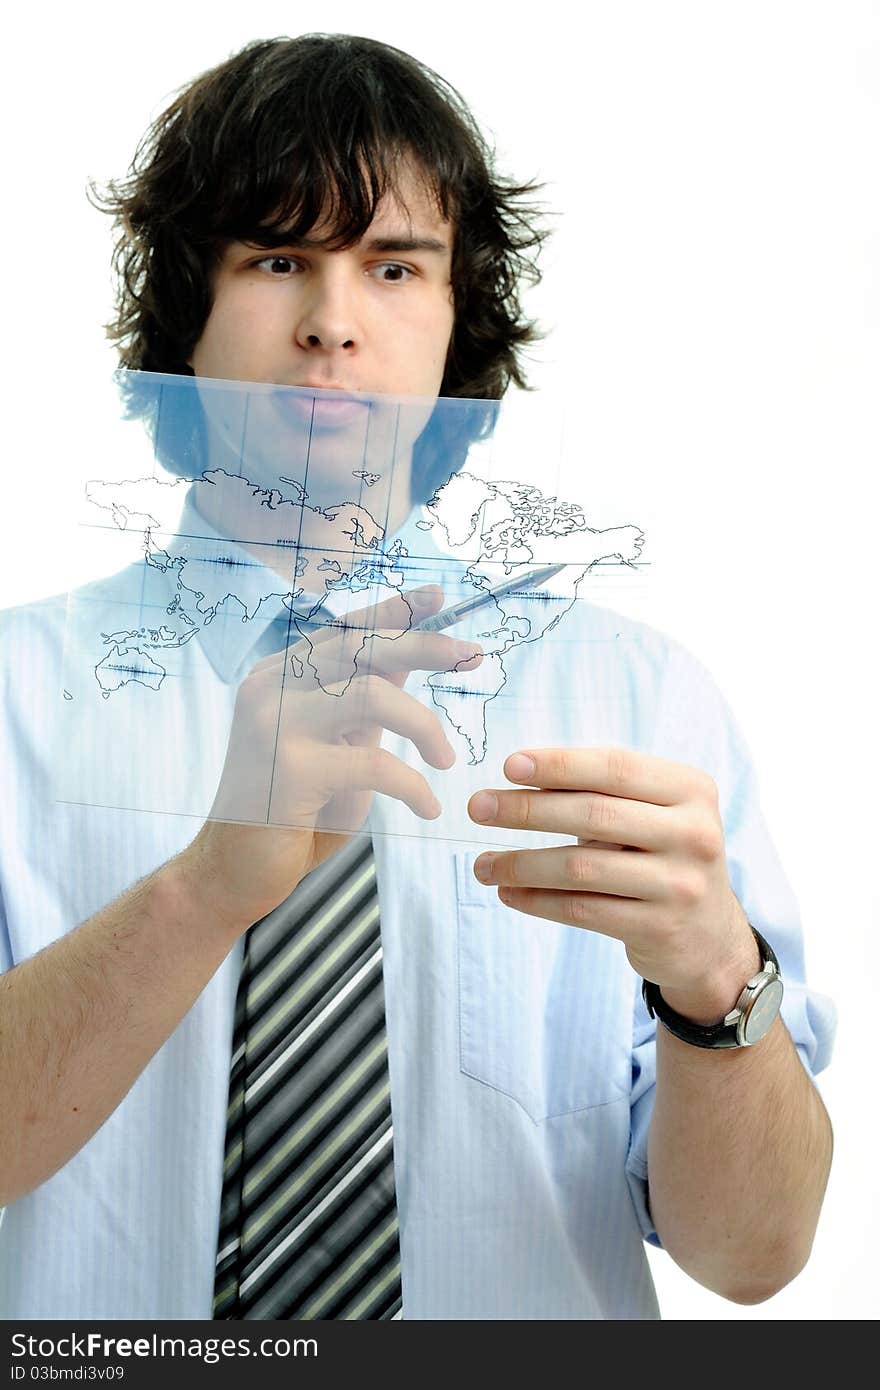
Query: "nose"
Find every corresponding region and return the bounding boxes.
[293,266,359,354]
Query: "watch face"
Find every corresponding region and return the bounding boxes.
[741,977,784,1045]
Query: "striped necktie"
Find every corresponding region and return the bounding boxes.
[213,613,403,1320]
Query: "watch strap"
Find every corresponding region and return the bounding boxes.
[641,926,780,1049]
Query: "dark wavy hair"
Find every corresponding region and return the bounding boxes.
[92,34,552,502]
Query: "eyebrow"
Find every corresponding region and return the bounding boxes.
[271,235,450,255]
[363,236,449,254]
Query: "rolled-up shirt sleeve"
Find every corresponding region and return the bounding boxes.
[0,885,11,976]
[0,881,11,1235]
[624,639,837,1246]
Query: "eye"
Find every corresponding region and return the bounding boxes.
[369,263,415,283]
[254,255,300,276]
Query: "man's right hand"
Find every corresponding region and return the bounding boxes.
[180,584,481,931]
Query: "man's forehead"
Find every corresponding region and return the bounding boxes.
[266,160,453,250]
[233,162,453,261]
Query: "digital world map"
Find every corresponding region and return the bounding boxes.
[79,466,645,765]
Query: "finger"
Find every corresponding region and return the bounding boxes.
[339,628,484,677]
[248,584,447,677]
[500,748,716,806]
[286,675,456,770]
[307,740,443,821]
[253,617,482,685]
[337,676,456,770]
[491,885,656,938]
[467,787,676,850]
[305,584,446,643]
[310,632,482,697]
[348,583,445,630]
[472,843,666,900]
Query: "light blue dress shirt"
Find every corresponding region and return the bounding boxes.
[0,496,836,1320]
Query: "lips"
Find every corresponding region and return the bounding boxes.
[274,383,371,430]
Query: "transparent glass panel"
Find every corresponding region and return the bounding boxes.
[56,371,651,848]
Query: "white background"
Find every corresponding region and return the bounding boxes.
[2,1,877,1318]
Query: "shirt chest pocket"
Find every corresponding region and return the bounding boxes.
[455,852,633,1123]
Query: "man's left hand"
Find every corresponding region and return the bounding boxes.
[468,747,761,1025]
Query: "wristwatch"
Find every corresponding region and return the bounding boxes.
[641,926,784,1049]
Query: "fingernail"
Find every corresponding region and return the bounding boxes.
[455,642,483,661]
[506,753,535,782]
[474,854,495,882]
[410,586,443,612]
[469,791,498,823]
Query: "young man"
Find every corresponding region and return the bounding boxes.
[0,34,834,1320]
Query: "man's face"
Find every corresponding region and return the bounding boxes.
[187,160,456,519]
[189,160,455,400]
